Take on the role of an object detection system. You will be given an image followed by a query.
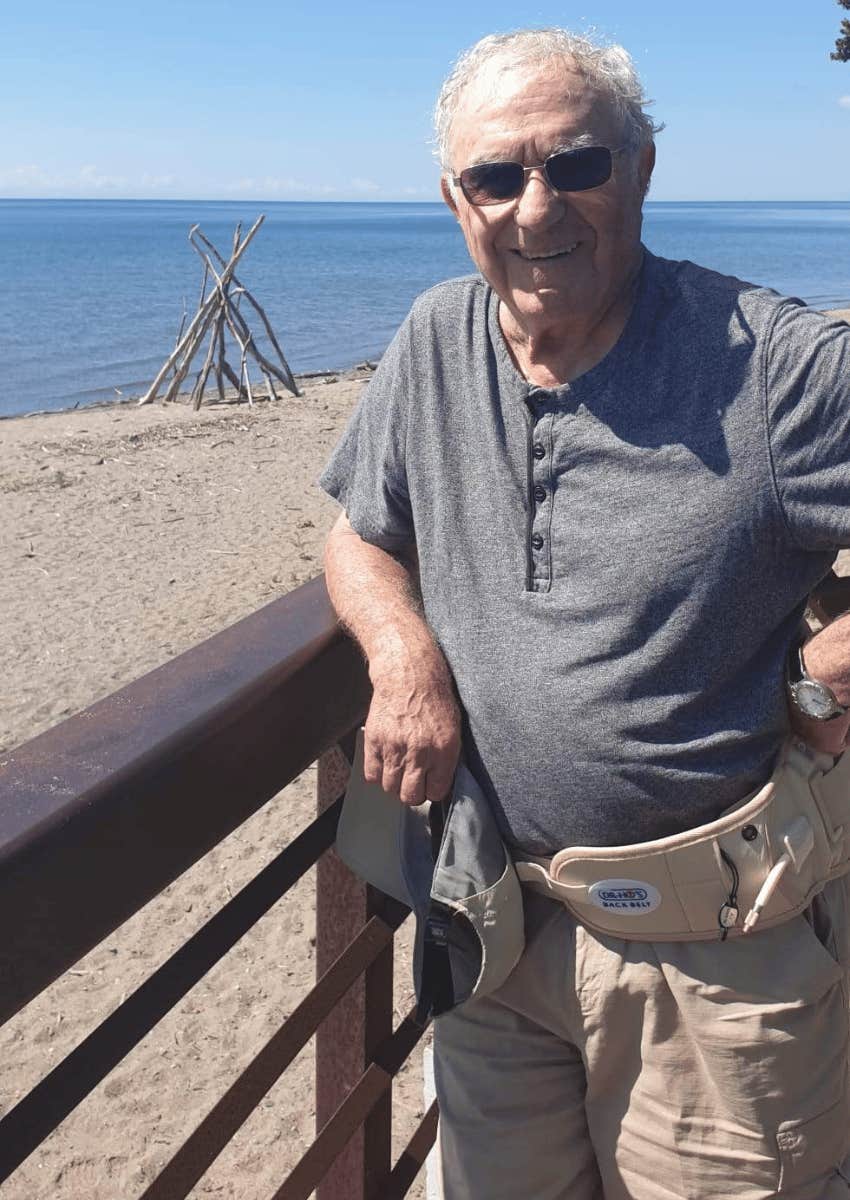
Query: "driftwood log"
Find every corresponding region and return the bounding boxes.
[138,215,300,408]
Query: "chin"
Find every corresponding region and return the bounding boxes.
[512,290,588,321]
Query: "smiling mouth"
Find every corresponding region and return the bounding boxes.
[513,242,579,262]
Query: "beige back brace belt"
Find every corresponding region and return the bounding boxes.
[515,740,850,941]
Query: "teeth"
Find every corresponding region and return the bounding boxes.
[519,243,578,260]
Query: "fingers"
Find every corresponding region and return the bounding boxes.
[362,724,460,808]
[399,768,428,807]
[422,760,456,805]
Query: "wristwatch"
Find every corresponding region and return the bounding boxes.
[787,641,849,721]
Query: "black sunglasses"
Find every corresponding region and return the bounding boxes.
[453,145,625,207]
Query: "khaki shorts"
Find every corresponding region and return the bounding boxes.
[434,878,850,1200]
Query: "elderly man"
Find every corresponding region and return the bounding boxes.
[320,28,850,1200]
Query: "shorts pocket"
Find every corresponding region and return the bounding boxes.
[777,1097,850,1193]
[802,875,850,972]
[811,751,850,872]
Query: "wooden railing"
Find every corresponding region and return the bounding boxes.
[3,566,848,1198]
[0,574,436,1199]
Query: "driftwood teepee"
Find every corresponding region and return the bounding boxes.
[138,214,300,408]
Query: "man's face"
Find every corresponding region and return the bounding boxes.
[441,58,654,334]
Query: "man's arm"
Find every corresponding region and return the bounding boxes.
[324,512,461,805]
[789,613,850,754]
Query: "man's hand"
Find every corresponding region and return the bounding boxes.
[787,614,850,755]
[365,645,461,806]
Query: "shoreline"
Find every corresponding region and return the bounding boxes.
[0,362,379,423]
[4,305,848,424]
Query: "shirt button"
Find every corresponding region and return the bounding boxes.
[532,443,545,460]
[533,485,546,502]
[531,533,544,550]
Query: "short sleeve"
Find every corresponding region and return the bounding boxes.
[766,303,850,551]
[318,312,415,552]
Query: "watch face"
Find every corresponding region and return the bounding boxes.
[796,680,839,720]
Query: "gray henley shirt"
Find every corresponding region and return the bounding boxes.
[319,250,850,855]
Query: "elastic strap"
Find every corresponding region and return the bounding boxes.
[416,900,455,1022]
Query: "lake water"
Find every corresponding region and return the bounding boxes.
[2,199,849,417]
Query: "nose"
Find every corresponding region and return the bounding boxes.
[513,167,565,229]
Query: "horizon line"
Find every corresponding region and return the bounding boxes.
[0,196,845,208]
[2,195,850,205]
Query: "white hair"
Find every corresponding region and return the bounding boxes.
[434,28,663,170]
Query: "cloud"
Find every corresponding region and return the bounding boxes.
[0,163,57,190]
[0,165,417,200]
[839,95,850,109]
[227,176,339,197]
[77,164,128,190]
[140,172,177,190]
[0,163,133,195]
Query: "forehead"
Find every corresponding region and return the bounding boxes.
[449,57,620,166]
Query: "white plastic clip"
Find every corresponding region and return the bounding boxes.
[743,816,814,933]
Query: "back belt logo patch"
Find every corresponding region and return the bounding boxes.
[588,879,661,915]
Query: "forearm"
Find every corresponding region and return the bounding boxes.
[323,512,461,803]
[323,513,449,682]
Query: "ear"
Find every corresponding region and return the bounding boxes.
[638,143,656,198]
[441,175,460,217]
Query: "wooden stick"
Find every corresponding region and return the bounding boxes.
[215,283,295,392]
[170,298,188,380]
[192,309,223,410]
[191,248,277,405]
[197,260,209,313]
[261,367,279,402]
[159,306,218,405]
[137,216,264,404]
[221,358,242,392]
[193,228,300,396]
[222,295,255,405]
[214,315,227,404]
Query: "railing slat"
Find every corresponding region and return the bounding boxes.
[0,800,341,1186]
[138,905,408,1200]
[316,743,397,1200]
[274,1012,427,1200]
[385,1102,439,1200]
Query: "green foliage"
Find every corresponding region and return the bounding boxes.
[833,0,850,61]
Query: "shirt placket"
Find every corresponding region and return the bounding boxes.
[528,396,556,593]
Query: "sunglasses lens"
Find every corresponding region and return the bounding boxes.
[460,161,525,205]
[457,146,616,205]
[546,146,613,192]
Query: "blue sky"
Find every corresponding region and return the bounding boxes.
[4,0,850,201]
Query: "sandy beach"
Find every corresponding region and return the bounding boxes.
[2,308,848,1199]
[0,372,429,1200]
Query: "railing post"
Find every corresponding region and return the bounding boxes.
[316,739,393,1200]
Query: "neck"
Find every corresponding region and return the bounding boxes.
[499,252,643,387]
